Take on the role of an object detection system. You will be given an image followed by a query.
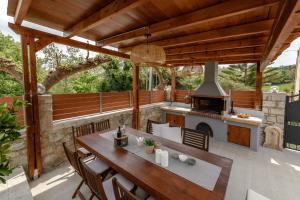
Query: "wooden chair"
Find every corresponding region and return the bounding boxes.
[63,142,83,199]
[78,158,135,200]
[94,119,110,133]
[112,177,138,200]
[146,119,162,134]
[182,128,209,151]
[72,123,94,157]
[63,142,111,199]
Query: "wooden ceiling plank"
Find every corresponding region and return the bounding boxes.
[172,60,258,66]
[165,37,267,55]
[8,23,130,59]
[166,47,263,61]
[120,19,274,52]
[64,0,145,38]
[14,0,32,25]
[168,55,261,65]
[99,0,279,45]
[261,0,300,70]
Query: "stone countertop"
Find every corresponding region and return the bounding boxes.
[223,114,263,126]
[161,106,263,126]
[161,106,191,114]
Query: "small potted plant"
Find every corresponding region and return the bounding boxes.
[143,138,155,154]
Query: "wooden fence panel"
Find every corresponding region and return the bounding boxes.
[151,90,165,103]
[175,90,193,103]
[102,92,131,112]
[52,90,166,120]
[173,90,256,109]
[231,91,256,109]
[52,93,100,120]
[0,96,24,124]
[139,90,151,105]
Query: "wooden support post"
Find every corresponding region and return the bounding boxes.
[21,35,35,179]
[132,63,140,129]
[171,68,176,102]
[29,37,42,176]
[255,61,263,110]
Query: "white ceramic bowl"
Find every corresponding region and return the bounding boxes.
[179,154,188,162]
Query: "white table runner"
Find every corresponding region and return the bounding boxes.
[100,131,221,191]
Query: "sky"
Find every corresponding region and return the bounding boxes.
[1,0,300,67]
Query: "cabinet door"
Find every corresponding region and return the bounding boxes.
[166,113,185,127]
[228,125,250,147]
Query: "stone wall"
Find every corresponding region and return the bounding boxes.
[9,95,164,172]
[261,92,286,143]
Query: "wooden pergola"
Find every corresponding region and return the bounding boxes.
[7,0,300,179]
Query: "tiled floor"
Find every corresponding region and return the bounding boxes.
[30,139,300,200]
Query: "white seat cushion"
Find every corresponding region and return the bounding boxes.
[246,189,270,200]
[160,127,182,143]
[103,174,134,200]
[86,159,110,175]
[152,123,169,136]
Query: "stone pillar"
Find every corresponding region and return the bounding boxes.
[38,95,56,171]
[261,92,286,144]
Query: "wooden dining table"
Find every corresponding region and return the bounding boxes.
[76,127,233,200]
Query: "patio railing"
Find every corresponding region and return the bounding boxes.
[0,90,256,122]
[52,90,166,120]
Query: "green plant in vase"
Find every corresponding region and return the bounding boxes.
[0,98,26,183]
[143,138,155,154]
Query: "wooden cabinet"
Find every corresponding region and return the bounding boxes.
[166,113,185,127]
[227,125,250,147]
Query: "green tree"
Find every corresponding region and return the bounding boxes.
[98,58,132,92]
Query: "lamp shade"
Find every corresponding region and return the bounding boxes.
[130,44,166,64]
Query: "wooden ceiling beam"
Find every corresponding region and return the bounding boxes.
[98,0,279,45]
[166,47,263,61]
[172,60,258,66]
[35,39,52,52]
[14,0,32,25]
[165,37,267,55]
[261,0,300,70]
[8,23,130,59]
[64,0,145,38]
[120,19,274,52]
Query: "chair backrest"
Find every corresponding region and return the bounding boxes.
[94,119,110,133]
[62,142,81,175]
[182,128,209,151]
[112,177,138,200]
[78,158,107,200]
[146,119,161,134]
[72,123,94,149]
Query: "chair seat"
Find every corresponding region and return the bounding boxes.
[86,159,110,175]
[103,174,134,200]
[78,147,92,157]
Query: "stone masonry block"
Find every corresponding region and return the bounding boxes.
[270,108,285,115]
[263,101,276,107]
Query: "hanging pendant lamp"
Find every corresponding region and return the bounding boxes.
[130,27,166,64]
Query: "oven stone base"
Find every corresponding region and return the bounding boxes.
[185,114,260,151]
